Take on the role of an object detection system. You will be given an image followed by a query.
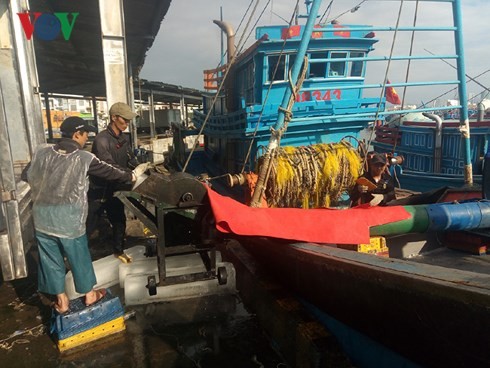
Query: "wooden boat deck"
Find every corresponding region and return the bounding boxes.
[408,246,490,275]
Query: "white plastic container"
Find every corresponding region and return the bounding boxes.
[124,261,236,306]
[118,251,222,288]
[65,245,147,300]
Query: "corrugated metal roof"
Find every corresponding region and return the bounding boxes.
[30,0,172,96]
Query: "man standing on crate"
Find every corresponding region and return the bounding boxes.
[23,117,147,314]
[87,102,148,263]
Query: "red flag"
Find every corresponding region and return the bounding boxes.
[281,25,301,40]
[385,80,401,105]
[333,24,351,38]
[312,24,323,39]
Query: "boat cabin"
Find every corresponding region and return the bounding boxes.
[194,23,381,175]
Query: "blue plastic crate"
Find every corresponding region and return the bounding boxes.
[51,289,124,340]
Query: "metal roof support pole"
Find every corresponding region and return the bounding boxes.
[184,103,189,128]
[128,65,137,148]
[179,88,185,126]
[99,0,134,136]
[149,90,156,138]
[43,92,53,141]
[91,96,99,133]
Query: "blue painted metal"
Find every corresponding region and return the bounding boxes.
[373,118,489,192]
[273,0,322,133]
[427,201,490,231]
[190,0,474,192]
[314,26,457,32]
[452,0,471,176]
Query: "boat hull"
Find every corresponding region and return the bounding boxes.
[239,237,490,368]
[394,170,482,193]
[372,120,489,192]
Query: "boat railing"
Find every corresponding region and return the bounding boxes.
[301,80,460,93]
[293,105,462,124]
[375,126,401,146]
[203,65,227,91]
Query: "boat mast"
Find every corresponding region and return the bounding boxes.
[453,0,472,186]
[250,0,323,207]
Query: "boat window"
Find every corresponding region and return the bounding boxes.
[238,62,255,104]
[268,55,286,82]
[309,52,327,78]
[350,52,364,77]
[329,52,347,77]
[288,54,306,77]
[289,54,296,72]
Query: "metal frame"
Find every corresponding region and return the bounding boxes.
[0,0,44,280]
[115,191,218,289]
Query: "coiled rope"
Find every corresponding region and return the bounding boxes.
[257,141,362,208]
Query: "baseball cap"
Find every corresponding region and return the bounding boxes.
[370,153,387,165]
[60,116,97,134]
[109,102,137,120]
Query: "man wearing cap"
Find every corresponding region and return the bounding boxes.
[23,116,137,314]
[350,152,396,206]
[87,102,141,263]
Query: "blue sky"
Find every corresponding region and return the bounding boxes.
[140,0,490,105]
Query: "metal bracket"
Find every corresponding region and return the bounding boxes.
[1,190,16,202]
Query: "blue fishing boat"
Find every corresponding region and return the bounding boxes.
[371,111,490,192]
[190,17,381,178]
[184,0,483,197]
[164,1,490,367]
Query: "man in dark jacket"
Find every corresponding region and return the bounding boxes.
[87,102,141,262]
[24,116,136,314]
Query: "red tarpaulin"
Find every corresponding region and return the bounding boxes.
[206,187,411,244]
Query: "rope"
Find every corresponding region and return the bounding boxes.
[319,0,333,24]
[258,141,362,208]
[329,0,367,24]
[400,0,419,110]
[183,0,268,172]
[0,324,46,351]
[364,0,405,169]
[386,0,419,155]
[240,0,302,173]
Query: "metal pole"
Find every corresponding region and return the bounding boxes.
[250,0,323,207]
[452,0,472,186]
[149,90,155,138]
[44,92,53,141]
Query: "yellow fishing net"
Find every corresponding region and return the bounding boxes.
[258,141,362,208]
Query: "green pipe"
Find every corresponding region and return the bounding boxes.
[370,205,430,236]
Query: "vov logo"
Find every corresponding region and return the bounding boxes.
[17,12,79,41]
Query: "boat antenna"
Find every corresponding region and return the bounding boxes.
[220,7,224,68]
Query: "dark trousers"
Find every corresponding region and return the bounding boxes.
[87,196,126,254]
[36,231,96,295]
